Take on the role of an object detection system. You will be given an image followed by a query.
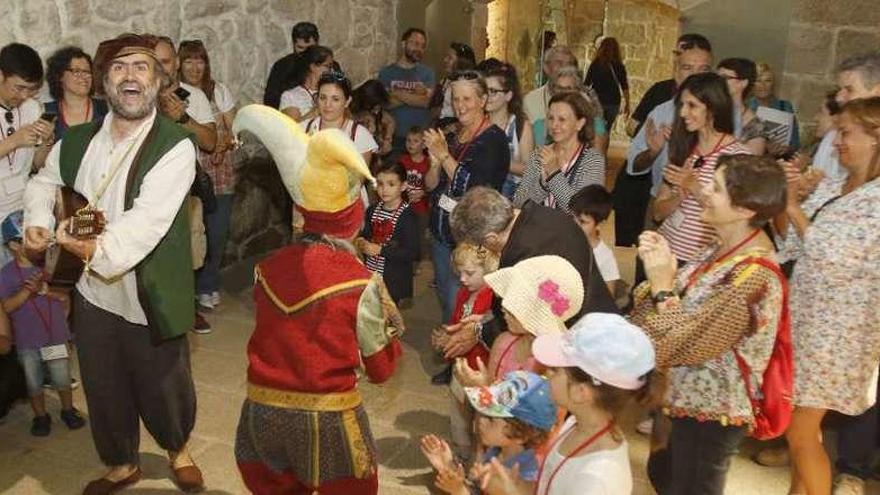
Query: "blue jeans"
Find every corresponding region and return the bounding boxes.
[196,194,234,295]
[431,239,460,323]
[18,348,71,397]
[836,373,880,480]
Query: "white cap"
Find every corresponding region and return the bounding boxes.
[532,312,655,390]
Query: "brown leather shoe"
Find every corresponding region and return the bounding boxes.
[82,468,142,495]
[171,463,205,492]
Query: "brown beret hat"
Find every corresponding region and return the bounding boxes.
[94,33,161,74]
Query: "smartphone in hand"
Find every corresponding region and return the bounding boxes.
[173,87,191,101]
[40,112,57,123]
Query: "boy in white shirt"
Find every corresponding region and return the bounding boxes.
[569,185,619,295]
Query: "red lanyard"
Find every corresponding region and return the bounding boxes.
[493,335,522,380]
[559,142,584,174]
[536,420,614,495]
[690,133,727,166]
[455,115,490,162]
[13,263,54,341]
[685,229,761,290]
[60,98,91,130]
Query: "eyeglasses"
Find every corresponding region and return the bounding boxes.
[487,88,507,96]
[65,68,93,78]
[4,111,13,137]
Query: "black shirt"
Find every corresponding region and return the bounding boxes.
[584,61,629,107]
[263,52,302,109]
[482,201,620,347]
[631,79,676,135]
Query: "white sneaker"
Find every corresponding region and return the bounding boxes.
[833,474,866,495]
[197,293,215,311]
[636,417,654,435]
[211,291,221,307]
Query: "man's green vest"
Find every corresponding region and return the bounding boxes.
[59,115,195,342]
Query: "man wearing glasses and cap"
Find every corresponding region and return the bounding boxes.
[0,43,54,265]
[23,34,204,494]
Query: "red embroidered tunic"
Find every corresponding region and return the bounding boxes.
[248,243,402,393]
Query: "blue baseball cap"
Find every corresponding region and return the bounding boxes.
[1,210,24,244]
[464,370,557,431]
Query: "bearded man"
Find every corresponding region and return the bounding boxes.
[23,34,203,494]
[378,27,435,155]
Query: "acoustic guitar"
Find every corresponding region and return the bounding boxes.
[43,187,105,287]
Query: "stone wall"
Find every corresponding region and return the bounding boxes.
[0,0,399,264]
[604,0,680,140]
[486,0,545,92]
[0,0,398,104]
[779,0,880,141]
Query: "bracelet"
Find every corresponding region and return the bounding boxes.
[651,290,678,305]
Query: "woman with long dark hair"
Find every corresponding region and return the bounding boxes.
[653,72,751,263]
[352,79,395,157]
[585,37,630,130]
[279,45,334,122]
[430,42,476,120]
[44,46,108,139]
[717,58,767,155]
[484,64,534,199]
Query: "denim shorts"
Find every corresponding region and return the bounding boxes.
[17,348,71,397]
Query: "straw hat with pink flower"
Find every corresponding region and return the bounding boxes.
[484,255,584,336]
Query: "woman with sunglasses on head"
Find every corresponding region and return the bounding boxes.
[352,80,395,157]
[44,46,108,140]
[303,71,378,168]
[430,42,476,121]
[280,45,334,122]
[423,70,510,326]
[717,58,767,156]
[177,39,238,314]
[653,72,751,264]
[513,91,605,213]
[485,64,534,200]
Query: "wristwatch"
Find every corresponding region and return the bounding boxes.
[177,113,191,125]
[651,290,678,305]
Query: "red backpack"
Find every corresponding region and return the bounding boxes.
[731,257,793,440]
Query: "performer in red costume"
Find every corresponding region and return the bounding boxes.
[232,105,404,495]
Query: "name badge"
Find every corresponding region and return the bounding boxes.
[438,193,458,213]
[665,208,686,230]
[39,343,69,361]
[1,174,26,195]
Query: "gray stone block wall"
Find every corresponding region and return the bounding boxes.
[1,0,400,265]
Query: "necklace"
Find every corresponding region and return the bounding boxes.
[686,229,761,289]
[455,115,489,161]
